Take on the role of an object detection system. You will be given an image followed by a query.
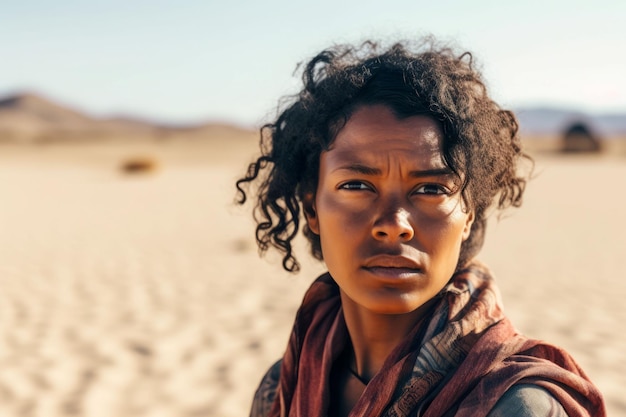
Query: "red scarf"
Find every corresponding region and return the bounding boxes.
[269,262,605,417]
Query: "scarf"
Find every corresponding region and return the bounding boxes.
[267,261,605,417]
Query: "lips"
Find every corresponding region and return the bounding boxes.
[362,255,423,279]
[363,254,422,270]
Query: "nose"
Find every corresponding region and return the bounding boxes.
[372,207,414,242]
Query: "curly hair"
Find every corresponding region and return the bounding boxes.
[236,38,532,273]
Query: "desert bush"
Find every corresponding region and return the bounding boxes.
[120,156,160,174]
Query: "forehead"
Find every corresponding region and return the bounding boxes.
[325,105,445,168]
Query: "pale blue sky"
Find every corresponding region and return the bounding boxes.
[1,0,624,126]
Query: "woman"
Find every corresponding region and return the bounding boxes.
[236,39,605,417]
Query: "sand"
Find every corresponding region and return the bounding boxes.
[0,140,624,417]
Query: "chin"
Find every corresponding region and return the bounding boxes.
[367,298,426,316]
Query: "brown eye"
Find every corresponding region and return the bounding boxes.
[414,184,448,195]
[339,181,372,191]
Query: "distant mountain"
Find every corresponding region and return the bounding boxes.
[0,93,93,125]
[0,92,254,143]
[515,107,626,137]
[2,92,623,143]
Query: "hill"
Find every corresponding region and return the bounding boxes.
[0,92,254,144]
[515,107,626,137]
[2,92,624,144]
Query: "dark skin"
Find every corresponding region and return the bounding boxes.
[304,105,474,416]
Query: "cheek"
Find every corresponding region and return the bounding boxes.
[417,205,470,252]
[315,196,374,266]
[316,193,371,234]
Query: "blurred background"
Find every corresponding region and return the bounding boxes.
[0,1,625,416]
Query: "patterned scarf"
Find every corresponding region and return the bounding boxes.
[268,261,605,417]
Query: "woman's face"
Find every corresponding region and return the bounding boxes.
[305,104,474,315]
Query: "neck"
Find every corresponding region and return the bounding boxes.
[339,291,436,382]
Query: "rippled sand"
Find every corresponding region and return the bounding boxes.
[0,142,624,416]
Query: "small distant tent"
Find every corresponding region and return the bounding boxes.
[561,121,602,153]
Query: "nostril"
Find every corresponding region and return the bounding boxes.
[372,209,414,241]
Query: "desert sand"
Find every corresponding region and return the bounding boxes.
[0,138,624,417]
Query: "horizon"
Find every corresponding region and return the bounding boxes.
[4,90,626,132]
[2,0,625,126]
[5,90,626,141]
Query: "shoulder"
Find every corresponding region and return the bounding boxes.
[250,360,282,417]
[486,384,568,417]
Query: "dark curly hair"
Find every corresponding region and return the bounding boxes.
[236,38,532,273]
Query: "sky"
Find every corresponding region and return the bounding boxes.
[1,0,625,127]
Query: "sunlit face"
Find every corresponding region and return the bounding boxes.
[304,105,474,315]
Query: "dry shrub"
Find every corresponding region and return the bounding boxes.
[120,156,160,174]
[561,122,602,153]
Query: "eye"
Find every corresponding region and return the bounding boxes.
[413,184,449,195]
[339,181,372,191]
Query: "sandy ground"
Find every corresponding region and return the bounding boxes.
[0,140,624,417]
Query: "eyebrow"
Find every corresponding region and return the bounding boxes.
[336,163,455,178]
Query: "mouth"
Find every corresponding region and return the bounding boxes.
[362,255,423,279]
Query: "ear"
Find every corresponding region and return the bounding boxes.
[302,193,319,235]
[461,209,475,241]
